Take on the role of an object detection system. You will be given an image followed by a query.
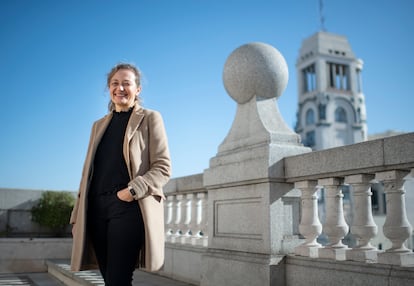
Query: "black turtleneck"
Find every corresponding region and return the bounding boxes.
[89,109,132,196]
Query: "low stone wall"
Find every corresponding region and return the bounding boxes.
[286,255,414,286]
[0,238,72,273]
[161,243,206,285]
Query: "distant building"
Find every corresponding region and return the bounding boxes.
[368,130,406,141]
[294,31,368,150]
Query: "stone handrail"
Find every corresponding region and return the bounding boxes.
[284,133,414,182]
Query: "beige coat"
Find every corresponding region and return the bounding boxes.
[70,104,171,272]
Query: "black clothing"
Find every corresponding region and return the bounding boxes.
[87,108,144,286]
[87,198,144,286]
[89,109,132,198]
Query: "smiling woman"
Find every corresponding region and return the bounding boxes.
[70,62,172,286]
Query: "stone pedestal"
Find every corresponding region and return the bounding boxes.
[318,247,348,261]
[202,42,311,286]
[378,251,414,267]
[346,248,378,263]
[294,245,320,258]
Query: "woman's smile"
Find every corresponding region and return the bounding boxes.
[109,69,141,112]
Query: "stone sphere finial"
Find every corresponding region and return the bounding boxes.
[223,42,289,104]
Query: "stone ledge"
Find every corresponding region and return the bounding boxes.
[286,255,414,286]
[47,260,103,286]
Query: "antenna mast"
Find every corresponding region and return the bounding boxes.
[319,0,326,31]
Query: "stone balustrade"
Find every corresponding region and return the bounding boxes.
[165,133,414,267]
[164,187,208,247]
[285,133,414,267]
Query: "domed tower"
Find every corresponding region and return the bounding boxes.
[294,31,368,150]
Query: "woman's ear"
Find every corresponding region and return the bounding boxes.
[136,85,142,95]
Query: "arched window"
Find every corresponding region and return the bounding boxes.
[305,109,315,125]
[335,107,347,123]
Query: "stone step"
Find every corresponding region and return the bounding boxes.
[46,260,103,286]
[46,260,195,286]
[0,272,65,286]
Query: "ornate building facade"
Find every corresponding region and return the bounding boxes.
[295,31,368,150]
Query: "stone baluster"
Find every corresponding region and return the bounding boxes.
[165,195,175,242]
[191,193,207,246]
[376,170,414,266]
[190,192,202,245]
[294,180,322,258]
[318,177,349,260]
[171,194,183,243]
[344,174,378,262]
[199,192,208,247]
[180,193,194,244]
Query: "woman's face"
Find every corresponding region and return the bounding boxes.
[109,69,141,112]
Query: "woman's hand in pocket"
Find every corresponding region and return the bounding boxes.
[117,188,134,202]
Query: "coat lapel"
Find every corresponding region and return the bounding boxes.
[123,104,144,178]
[93,113,113,152]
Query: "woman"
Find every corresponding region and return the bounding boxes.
[70,63,171,286]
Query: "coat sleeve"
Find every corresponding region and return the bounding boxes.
[128,110,171,200]
[69,123,96,224]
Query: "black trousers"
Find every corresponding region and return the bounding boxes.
[87,194,144,286]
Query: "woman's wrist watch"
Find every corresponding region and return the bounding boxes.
[128,186,136,199]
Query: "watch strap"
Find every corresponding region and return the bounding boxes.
[128,186,137,198]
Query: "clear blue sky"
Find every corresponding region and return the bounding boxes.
[1,0,413,191]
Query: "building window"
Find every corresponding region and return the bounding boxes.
[305,131,315,147]
[303,64,316,93]
[328,62,349,90]
[335,107,347,123]
[305,109,315,125]
[318,104,326,120]
[356,68,363,93]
